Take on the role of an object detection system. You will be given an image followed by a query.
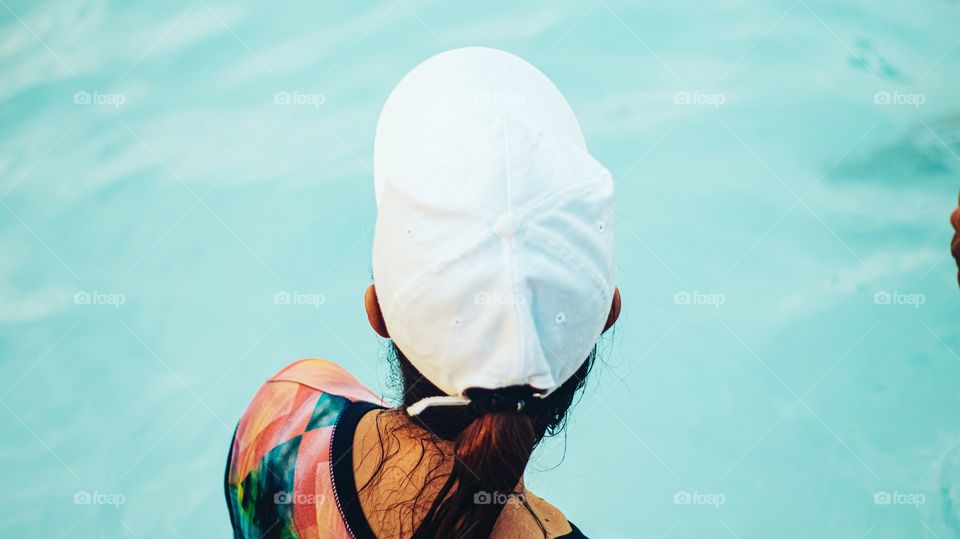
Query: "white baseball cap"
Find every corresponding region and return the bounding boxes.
[372,47,615,415]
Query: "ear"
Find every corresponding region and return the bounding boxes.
[603,287,621,333]
[951,194,959,287]
[365,284,390,338]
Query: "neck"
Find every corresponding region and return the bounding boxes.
[353,408,530,537]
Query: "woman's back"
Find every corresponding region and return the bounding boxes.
[225,359,587,538]
[351,408,578,538]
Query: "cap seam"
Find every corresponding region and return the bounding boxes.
[514,168,611,223]
[502,116,526,382]
[377,172,497,222]
[521,223,613,302]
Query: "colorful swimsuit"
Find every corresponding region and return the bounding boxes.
[225,359,385,538]
[225,359,589,538]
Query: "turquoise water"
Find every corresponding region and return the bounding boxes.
[1,1,959,537]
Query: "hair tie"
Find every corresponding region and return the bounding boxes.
[463,388,533,417]
[406,387,543,417]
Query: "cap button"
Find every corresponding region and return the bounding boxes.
[493,213,519,237]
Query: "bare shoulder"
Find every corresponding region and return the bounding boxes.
[491,490,574,539]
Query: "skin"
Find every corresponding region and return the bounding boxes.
[952,193,959,287]
[356,284,621,538]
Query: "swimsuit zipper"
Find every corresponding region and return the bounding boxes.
[328,411,356,539]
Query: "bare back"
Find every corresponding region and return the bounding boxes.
[352,409,575,539]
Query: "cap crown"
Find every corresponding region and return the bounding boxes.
[373,48,616,397]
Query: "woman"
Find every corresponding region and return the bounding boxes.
[226,47,619,538]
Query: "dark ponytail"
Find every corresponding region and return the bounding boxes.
[413,410,538,538]
[366,343,595,539]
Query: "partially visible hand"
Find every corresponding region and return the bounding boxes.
[952,192,960,287]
